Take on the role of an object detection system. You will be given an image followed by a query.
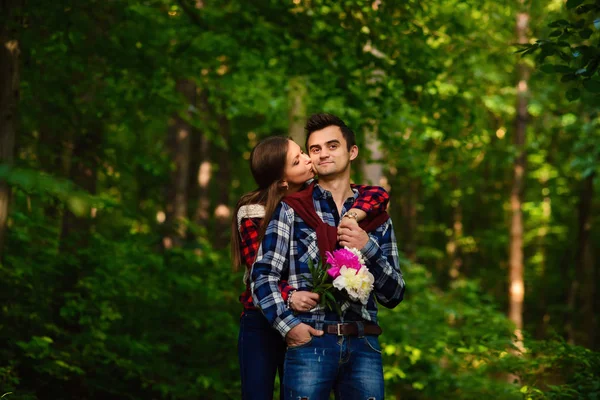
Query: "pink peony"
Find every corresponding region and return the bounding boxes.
[325,248,363,279]
[327,265,341,278]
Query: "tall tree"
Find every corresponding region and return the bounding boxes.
[288,76,307,146]
[0,0,21,257]
[509,1,530,349]
[570,173,596,347]
[164,79,195,248]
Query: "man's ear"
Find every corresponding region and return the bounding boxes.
[349,145,358,161]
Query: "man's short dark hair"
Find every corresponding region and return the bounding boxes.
[305,113,356,151]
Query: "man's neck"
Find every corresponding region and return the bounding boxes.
[318,176,354,216]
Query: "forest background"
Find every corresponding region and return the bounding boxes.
[1,0,599,399]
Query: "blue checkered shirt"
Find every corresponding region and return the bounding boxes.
[251,183,406,338]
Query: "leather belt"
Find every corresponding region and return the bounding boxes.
[323,322,382,336]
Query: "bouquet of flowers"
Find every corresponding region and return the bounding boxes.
[304,247,375,314]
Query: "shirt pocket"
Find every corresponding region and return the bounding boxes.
[296,231,319,265]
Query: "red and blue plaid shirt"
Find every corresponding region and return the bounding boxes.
[237,184,390,310]
[250,183,405,338]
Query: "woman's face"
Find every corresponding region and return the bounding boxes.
[283,140,315,192]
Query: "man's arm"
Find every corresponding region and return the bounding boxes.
[250,203,302,337]
[360,219,405,308]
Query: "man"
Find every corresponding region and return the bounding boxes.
[251,113,405,400]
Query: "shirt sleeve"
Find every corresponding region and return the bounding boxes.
[250,203,301,337]
[360,219,406,309]
[239,217,296,301]
[350,184,390,214]
[238,218,262,269]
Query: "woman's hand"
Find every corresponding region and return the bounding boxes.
[289,291,320,312]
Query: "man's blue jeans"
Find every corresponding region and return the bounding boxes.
[238,309,286,400]
[283,326,384,400]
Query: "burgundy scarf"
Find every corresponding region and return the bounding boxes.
[283,182,389,262]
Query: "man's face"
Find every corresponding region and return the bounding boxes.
[307,125,357,178]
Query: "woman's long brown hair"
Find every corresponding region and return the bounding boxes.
[231,136,291,272]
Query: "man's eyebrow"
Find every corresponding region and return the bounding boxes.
[309,140,340,149]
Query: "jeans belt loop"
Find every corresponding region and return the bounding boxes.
[356,321,365,338]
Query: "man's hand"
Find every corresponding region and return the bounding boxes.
[337,222,369,249]
[289,291,320,313]
[286,323,324,347]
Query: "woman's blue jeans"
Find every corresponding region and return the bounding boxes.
[238,309,286,400]
[283,328,384,400]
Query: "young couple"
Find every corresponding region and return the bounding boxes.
[232,113,406,400]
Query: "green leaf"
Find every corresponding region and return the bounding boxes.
[549,29,562,37]
[520,46,538,56]
[548,19,570,28]
[561,73,578,82]
[566,0,584,9]
[583,79,600,92]
[566,88,581,101]
[558,51,571,62]
[583,167,596,178]
[514,46,532,54]
[576,4,596,13]
[554,65,574,73]
[539,64,555,73]
[579,29,593,39]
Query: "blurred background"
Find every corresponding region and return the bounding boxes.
[1,0,599,399]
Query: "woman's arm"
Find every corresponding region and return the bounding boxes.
[347,184,390,221]
[238,217,295,303]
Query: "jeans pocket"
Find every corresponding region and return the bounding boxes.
[287,335,315,350]
[363,335,382,354]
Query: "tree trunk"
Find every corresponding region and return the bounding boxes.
[571,173,595,348]
[288,76,307,147]
[401,179,419,261]
[193,90,212,228]
[212,113,231,248]
[38,129,74,221]
[164,79,195,249]
[0,0,21,257]
[447,178,463,280]
[59,130,101,253]
[362,128,386,188]
[535,180,551,339]
[509,7,529,351]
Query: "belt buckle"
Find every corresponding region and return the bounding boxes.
[337,323,343,336]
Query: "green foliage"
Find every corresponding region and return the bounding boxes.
[380,265,522,399]
[520,338,600,399]
[1,0,599,399]
[1,209,241,399]
[518,1,600,101]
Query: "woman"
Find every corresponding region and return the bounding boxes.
[231,136,389,400]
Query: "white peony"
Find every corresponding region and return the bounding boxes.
[332,265,375,305]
